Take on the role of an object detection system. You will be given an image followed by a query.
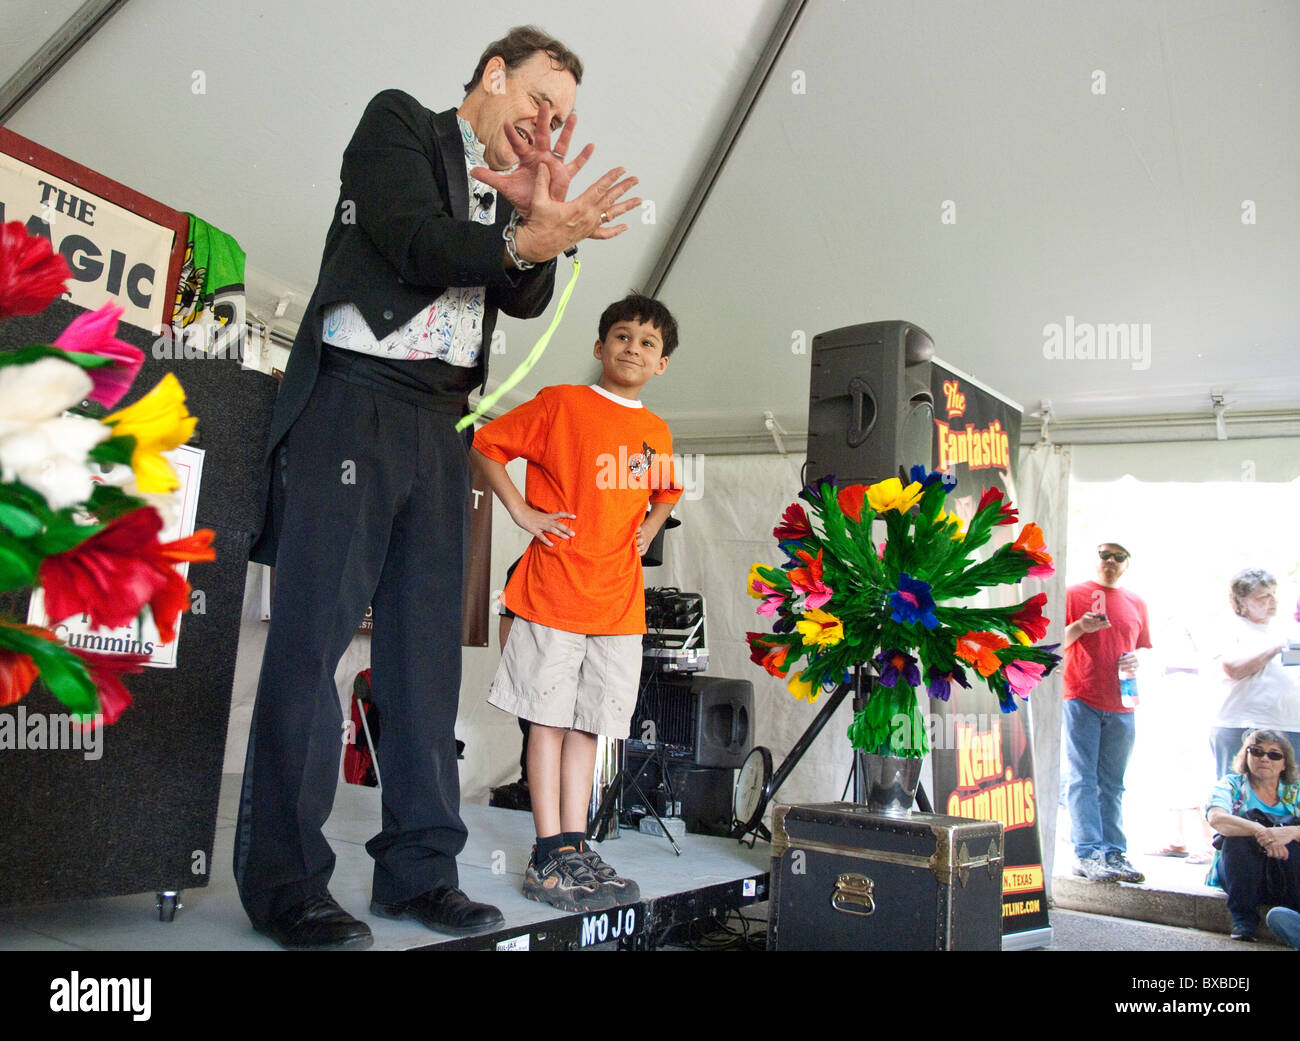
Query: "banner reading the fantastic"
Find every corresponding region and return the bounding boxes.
[928,361,1050,940]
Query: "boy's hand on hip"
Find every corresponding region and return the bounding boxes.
[510,503,576,547]
[635,523,661,555]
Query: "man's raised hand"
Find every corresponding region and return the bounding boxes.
[471,98,594,215]
[512,162,641,264]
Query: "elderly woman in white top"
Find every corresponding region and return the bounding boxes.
[1211,569,1300,779]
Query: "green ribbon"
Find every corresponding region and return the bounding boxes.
[456,257,581,432]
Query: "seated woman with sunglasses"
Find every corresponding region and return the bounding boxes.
[1205,729,1300,941]
[1210,569,1300,779]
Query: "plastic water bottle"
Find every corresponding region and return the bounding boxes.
[1118,657,1139,709]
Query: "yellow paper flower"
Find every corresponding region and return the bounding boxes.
[866,477,923,514]
[795,608,844,647]
[787,669,818,703]
[936,508,965,540]
[103,373,197,493]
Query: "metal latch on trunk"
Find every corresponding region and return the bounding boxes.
[830,873,876,916]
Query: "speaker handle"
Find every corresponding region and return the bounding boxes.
[847,376,873,447]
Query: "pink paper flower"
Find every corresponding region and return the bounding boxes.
[54,302,145,410]
[1004,659,1047,698]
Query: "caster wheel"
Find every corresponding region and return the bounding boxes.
[157,891,182,922]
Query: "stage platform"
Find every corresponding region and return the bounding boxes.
[0,773,770,951]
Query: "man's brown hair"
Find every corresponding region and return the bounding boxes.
[463,26,584,95]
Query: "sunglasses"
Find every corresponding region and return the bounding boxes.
[1248,747,1285,761]
[1098,551,1129,563]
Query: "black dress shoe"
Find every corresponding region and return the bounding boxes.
[260,894,373,951]
[370,886,504,936]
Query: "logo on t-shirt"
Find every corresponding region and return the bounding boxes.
[629,442,656,478]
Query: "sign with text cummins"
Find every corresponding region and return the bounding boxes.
[926,360,1050,942]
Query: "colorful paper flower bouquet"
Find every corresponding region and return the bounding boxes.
[746,467,1061,758]
[0,221,213,725]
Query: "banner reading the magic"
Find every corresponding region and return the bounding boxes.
[928,361,1050,940]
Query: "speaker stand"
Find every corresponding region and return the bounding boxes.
[588,741,683,856]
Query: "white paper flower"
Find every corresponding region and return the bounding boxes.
[0,358,109,509]
[0,357,90,426]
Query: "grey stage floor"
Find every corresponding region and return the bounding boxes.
[0,773,769,951]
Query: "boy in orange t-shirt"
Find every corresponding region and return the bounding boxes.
[470,293,682,913]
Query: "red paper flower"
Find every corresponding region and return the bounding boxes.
[1010,522,1054,578]
[0,624,62,708]
[38,509,216,640]
[156,529,216,564]
[1010,592,1050,641]
[977,486,1019,526]
[39,509,169,629]
[53,302,145,409]
[837,484,867,522]
[746,633,793,677]
[955,630,1011,677]
[773,503,812,541]
[0,221,72,319]
[149,529,215,643]
[788,548,833,609]
[71,648,150,727]
[0,646,40,707]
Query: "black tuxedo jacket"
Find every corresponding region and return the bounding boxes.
[251,90,557,563]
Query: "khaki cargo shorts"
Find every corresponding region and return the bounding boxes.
[488,618,642,738]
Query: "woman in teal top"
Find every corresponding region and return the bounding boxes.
[1205,729,1300,941]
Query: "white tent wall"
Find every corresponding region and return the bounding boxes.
[1017,441,1072,897]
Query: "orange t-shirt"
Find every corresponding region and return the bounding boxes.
[473,384,682,635]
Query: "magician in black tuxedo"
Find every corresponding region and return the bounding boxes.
[236,26,640,950]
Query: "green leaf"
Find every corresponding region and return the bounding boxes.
[31,510,101,556]
[84,484,146,522]
[0,623,98,716]
[0,501,43,538]
[27,642,98,716]
[0,344,112,371]
[58,350,115,370]
[0,541,40,592]
[87,435,136,467]
[0,480,56,517]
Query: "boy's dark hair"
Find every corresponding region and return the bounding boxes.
[598,293,679,357]
[463,26,584,95]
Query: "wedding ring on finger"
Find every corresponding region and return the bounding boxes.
[600,211,609,224]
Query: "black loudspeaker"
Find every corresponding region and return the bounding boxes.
[805,320,935,487]
[627,672,753,769]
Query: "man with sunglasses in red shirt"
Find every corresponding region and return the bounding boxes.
[1062,542,1152,883]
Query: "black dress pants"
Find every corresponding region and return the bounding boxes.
[234,371,470,928]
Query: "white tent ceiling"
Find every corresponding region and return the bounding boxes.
[4,0,1297,446]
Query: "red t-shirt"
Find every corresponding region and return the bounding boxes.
[473,385,682,635]
[1063,580,1152,713]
